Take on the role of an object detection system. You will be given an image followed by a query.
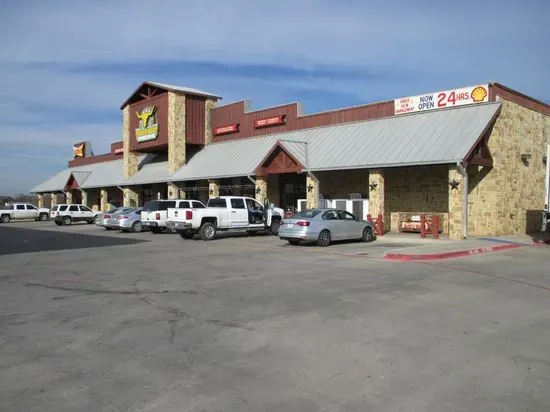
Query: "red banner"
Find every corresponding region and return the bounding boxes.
[114,148,124,154]
[254,115,286,128]
[213,123,239,136]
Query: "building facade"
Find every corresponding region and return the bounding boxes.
[31,81,550,239]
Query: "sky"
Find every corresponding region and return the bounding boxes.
[0,0,548,194]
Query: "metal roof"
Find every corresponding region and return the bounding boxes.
[120,81,222,109]
[171,102,501,181]
[123,160,169,186]
[30,169,73,193]
[71,171,92,187]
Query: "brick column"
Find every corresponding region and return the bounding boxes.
[123,105,139,180]
[123,187,141,207]
[368,169,386,229]
[208,180,220,198]
[100,189,109,212]
[255,176,268,203]
[306,175,319,209]
[448,165,464,240]
[37,194,44,208]
[81,190,88,207]
[168,92,186,174]
[66,191,73,204]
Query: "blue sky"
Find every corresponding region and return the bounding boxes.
[0,0,548,194]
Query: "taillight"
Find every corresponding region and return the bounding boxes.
[185,210,193,220]
[117,215,128,220]
[296,220,310,226]
[155,212,160,220]
[56,212,59,216]
[104,214,110,218]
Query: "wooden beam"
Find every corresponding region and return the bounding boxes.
[470,155,493,167]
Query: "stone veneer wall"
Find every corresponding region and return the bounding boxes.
[317,170,369,199]
[168,92,187,173]
[467,99,548,236]
[205,99,217,144]
[123,106,139,179]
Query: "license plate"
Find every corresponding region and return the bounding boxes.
[285,223,294,228]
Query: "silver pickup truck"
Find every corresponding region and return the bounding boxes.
[0,203,50,223]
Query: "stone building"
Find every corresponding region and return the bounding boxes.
[31,81,550,239]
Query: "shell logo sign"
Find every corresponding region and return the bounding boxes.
[394,84,489,115]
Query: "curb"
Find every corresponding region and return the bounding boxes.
[384,243,524,262]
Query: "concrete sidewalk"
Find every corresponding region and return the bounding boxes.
[382,233,549,261]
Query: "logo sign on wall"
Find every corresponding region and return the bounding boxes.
[135,106,159,142]
[213,123,239,136]
[73,143,85,158]
[394,84,489,115]
[254,115,286,129]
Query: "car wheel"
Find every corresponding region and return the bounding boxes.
[179,230,194,239]
[39,213,49,221]
[269,219,281,236]
[55,221,62,226]
[199,222,216,241]
[362,226,375,242]
[131,221,143,233]
[288,239,300,245]
[317,229,331,247]
[105,227,113,231]
[62,216,72,226]
[0,214,10,224]
[93,215,99,224]
[151,227,162,234]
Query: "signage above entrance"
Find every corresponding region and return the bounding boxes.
[394,84,489,115]
[254,115,286,129]
[213,123,239,136]
[135,106,159,142]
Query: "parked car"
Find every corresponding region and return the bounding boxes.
[118,208,147,233]
[49,205,59,220]
[278,208,376,246]
[141,199,205,233]
[98,206,135,230]
[0,203,50,223]
[53,204,100,226]
[166,196,284,240]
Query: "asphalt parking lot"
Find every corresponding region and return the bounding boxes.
[1,221,550,411]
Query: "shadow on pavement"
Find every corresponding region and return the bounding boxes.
[0,226,150,256]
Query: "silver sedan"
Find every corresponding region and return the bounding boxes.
[278,208,376,246]
[115,208,146,233]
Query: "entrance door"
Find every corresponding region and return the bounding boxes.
[281,182,306,214]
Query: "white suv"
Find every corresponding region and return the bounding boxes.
[53,204,99,226]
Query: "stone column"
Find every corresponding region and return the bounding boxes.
[168,92,186,174]
[123,187,141,207]
[205,98,217,145]
[448,166,465,240]
[37,194,44,208]
[255,176,268,203]
[66,191,73,204]
[306,175,319,209]
[368,169,386,229]
[167,183,181,200]
[81,190,88,207]
[208,180,220,198]
[50,193,59,207]
[123,105,139,179]
[100,189,109,212]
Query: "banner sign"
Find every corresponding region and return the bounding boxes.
[394,84,489,115]
[213,123,239,136]
[135,106,159,142]
[254,115,286,128]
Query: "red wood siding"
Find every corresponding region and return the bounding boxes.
[211,100,395,143]
[186,95,206,145]
[489,83,549,116]
[129,92,169,152]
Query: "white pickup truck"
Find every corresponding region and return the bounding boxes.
[166,196,284,240]
[141,199,206,233]
[0,203,50,223]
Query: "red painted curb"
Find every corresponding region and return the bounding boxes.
[384,243,523,262]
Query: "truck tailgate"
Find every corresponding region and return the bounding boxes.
[167,207,192,222]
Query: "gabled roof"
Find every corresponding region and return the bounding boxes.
[170,102,501,181]
[70,171,92,187]
[120,81,222,109]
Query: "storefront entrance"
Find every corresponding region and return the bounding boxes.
[278,173,306,214]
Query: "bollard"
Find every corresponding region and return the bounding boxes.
[420,215,427,238]
[376,213,384,236]
[432,215,440,239]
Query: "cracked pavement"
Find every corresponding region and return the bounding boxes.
[1,222,550,411]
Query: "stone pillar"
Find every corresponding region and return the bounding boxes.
[81,190,88,207]
[168,92,186,173]
[368,169,386,229]
[255,176,268,203]
[167,183,182,200]
[51,193,59,207]
[448,166,465,240]
[37,194,44,208]
[306,174,319,209]
[66,191,73,204]
[100,189,109,212]
[123,105,139,179]
[205,98,217,145]
[123,187,141,207]
[208,180,220,198]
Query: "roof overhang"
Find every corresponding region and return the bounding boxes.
[255,142,306,176]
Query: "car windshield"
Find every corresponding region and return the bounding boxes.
[207,198,227,208]
[292,209,322,219]
[51,205,59,211]
[107,207,120,214]
[142,201,175,211]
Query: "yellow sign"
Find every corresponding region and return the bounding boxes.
[135,106,159,142]
[73,143,84,158]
